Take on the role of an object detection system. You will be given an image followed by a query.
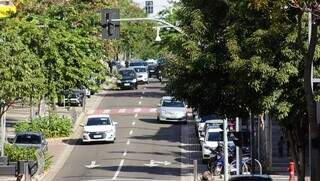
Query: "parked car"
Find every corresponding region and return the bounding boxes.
[133,66,149,84]
[13,132,48,152]
[200,127,223,163]
[117,68,138,90]
[228,175,273,181]
[195,114,223,137]
[0,0,16,18]
[157,96,187,123]
[82,114,117,143]
[200,119,224,138]
[147,64,159,78]
[65,92,84,107]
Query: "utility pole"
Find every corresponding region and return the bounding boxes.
[236,117,240,175]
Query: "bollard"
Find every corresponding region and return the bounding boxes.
[193,160,198,181]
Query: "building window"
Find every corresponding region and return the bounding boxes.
[145,1,153,14]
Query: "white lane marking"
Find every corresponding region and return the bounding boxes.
[134,113,138,118]
[103,109,111,114]
[85,160,100,168]
[149,108,157,113]
[129,130,133,135]
[87,110,95,114]
[133,108,141,112]
[132,121,136,126]
[118,109,126,113]
[112,159,124,180]
[140,96,143,99]
[138,101,142,105]
[123,150,127,157]
[126,140,130,145]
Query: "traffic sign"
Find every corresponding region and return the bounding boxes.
[101,9,120,39]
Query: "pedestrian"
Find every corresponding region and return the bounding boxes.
[288,159,295,181]
[278,136,284,157]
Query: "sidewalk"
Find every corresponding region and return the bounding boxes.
[41,84,111,181]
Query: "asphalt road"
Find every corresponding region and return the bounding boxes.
[53,79,200,181]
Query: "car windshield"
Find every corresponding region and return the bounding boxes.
[162,100,184,107]
[207,132,222,141]
[134,67,147,73]
[15,134,41,144]
[87,117,110,126]
[119,70,135,78]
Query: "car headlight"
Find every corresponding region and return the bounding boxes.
[117,80,121,83]
[132,79,137,83]
[106,129,113,133]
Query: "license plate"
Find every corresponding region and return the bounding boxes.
[93,135,102,138]
[150,70,154,72]
[124,83,130,86]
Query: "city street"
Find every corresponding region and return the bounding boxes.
[53,79,200,181]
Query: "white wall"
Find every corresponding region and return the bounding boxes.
[131,0,178,18]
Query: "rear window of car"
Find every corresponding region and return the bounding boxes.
[119,70,135,77]
[130,62,147,67]
[162,99,185,107]
[15,134,41,144]
[87,117,110,126]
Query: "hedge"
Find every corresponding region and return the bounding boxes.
[4,144,52,171]
[15,115,73,138]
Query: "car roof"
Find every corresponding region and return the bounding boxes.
[207,128,223,132]
[16,132,42,136]
[161,96,173,100]
[205,119,224,124]
[133,66,147,69]
[87,114,110,119]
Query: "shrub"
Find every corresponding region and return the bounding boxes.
[4,144,52,171]
[15,115,73,138]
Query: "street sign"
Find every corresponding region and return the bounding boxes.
[101,9,120,39]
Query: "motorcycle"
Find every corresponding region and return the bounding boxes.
[157,70,163,82]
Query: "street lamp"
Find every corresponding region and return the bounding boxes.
[155,27,161,42]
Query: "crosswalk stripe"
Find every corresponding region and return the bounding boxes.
[149,108,157,113]
[102,109,111,114]
[118,109,126,113]
[133,108,141,113]
[87,110,95,114]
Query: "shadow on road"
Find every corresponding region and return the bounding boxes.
[94,165,185,177]
[62,138,114,146]
[95,91,165,99]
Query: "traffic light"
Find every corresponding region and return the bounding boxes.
[101,9,120,39]
[232,131,250,147]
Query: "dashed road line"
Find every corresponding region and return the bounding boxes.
[126,140,130,145]
[123,150,127,157]
[138,101,142,105]
[129,130,133,135]
[112,159,124,180]
[140,96,143,99]
[134,113,138,118]
[132,121,136,126]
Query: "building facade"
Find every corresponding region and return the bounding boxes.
[131,0,178,18]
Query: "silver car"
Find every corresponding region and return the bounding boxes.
[133,66,149,84]
[157,96,187,123]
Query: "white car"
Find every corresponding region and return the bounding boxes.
[133,66,149,84]
[157,96,187,123]
[195,114,222,137]
[200,128,223,163]
[199,119,224,138]
[82,114,117,143]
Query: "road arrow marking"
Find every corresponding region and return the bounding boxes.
[144,160,159,167]
[85,160,100,168]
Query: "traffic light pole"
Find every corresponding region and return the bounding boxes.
[110,18,184,34]
[223,118,229,181]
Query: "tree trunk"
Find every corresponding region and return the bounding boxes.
[303,15,320,181]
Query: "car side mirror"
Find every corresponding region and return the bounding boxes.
[200,137,205,142]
